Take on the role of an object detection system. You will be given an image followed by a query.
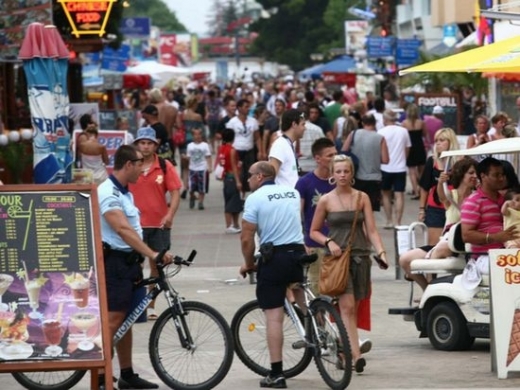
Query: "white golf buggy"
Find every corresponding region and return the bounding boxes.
[389,138,520,351]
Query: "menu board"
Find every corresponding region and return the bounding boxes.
[0,185,111,378]
[402,93,461,134]
[0,1,53,60]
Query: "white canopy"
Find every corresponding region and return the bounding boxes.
[125,61,193,87]
[441,138,520,158]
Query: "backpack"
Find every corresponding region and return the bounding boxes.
[158,157,167,175]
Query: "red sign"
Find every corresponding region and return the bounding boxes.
[322,72,356,87]
[160,33,177,66]
[58,0,116,37]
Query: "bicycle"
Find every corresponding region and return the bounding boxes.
[13,250,235,390]
[231,253,352,390]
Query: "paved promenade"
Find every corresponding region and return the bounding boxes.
[3,175,520,389]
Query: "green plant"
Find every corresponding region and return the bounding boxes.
[0,141,32,184]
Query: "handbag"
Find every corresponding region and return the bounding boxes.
[214,163,225,181]
[319,192,362,297]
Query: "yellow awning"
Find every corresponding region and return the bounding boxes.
[400,35,520,75]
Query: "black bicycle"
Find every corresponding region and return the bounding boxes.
[231,254,352,390]
[13,250,235,390]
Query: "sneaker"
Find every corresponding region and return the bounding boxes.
[118,374,158,389]
[147,308,158,321]
[359,338,372,354]
[225,226,241,234]
[198,202,204,210]
[259,373,287,388]
[189,197,195,209]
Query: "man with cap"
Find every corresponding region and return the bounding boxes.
[424,105,444,153]
[141,104,174,164]
[129,127,182,320]
[97,144,174,389]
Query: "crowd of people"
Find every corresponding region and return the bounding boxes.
[71,78,520,389]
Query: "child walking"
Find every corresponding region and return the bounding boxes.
[217,129,242,233]
[185,128,212,210]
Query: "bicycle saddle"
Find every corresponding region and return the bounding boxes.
[298,253,318,266]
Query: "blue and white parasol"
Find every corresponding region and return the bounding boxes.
[19,23,72,184]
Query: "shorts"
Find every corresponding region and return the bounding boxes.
[104,253,143,312]
[189,170,207,193]
[381,171,407,192]
[143,228,171,251]
[354,179,381,211]
[345,255,371,301]
[208,120,219,137]
[424,206,446,228]
[223,176,243,213]
[256,249,305,310]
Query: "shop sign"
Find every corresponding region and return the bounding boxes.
[58,0,116,37]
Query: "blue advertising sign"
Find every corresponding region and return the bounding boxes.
[101,44,131,72]
[395,38,422,66]
[120,17,151,38]
[366,37,395,58]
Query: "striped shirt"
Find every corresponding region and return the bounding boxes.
[460,188,505,254]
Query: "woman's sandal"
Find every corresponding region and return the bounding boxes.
[404,273,414,282]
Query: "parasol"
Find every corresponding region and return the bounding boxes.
[19,23,72,184]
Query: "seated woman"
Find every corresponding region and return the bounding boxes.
[399,157,478,291]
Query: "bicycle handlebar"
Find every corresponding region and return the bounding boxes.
[155,249,197,268]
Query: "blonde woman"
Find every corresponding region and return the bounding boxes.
[418,127,459,245]
[310,154,387,373]
[402,104,427,199]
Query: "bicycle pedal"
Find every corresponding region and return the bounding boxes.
[292,340,308,349]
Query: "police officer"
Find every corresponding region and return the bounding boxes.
[98,145,173,390]
[239,161,305,389]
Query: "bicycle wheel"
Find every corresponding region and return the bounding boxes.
[12,370,86,390]
[310,299,352,390]
[231,299,313,378]
[149,301,234,390]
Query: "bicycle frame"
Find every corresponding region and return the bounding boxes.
[283,267,335,351]
[113,250,197,348]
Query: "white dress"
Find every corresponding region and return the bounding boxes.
[81,154,108,184]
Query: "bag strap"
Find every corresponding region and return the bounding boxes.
[342,191,362,259]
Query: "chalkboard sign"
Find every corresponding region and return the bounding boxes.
[0,185,113,387]
[402,93,461,134]
[99,110,118,130]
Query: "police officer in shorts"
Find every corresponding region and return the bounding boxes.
[240,161,305,388]
[98,145,173,390]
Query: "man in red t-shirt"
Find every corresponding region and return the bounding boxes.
[129,127,182,319]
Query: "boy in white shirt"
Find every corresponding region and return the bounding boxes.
[185,128,212,210]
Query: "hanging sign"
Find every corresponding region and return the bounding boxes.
[58,0,116,37]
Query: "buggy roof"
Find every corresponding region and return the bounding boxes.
[440,138,520,158]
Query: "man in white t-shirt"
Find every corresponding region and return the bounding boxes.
[367,97,385,130]
[378,110,411,227]
[226,98,262,196]
[269,109,306,187]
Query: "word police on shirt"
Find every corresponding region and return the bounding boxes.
[267,191,297,202]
